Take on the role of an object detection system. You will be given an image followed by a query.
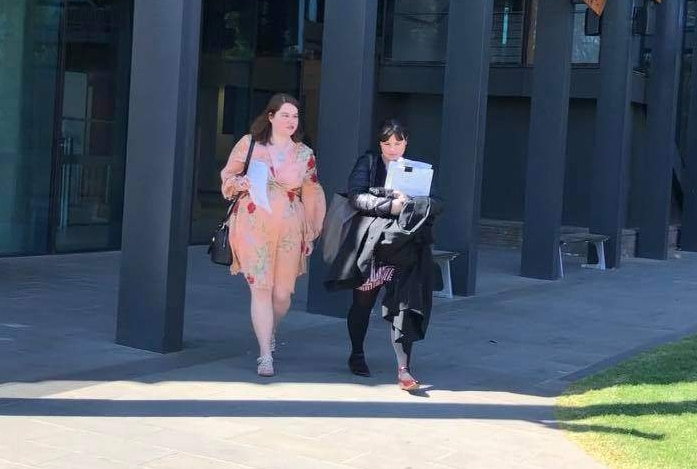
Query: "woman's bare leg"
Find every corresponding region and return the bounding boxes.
[272,287,292,325]
[392,326,418,391]
[250,288,274,357]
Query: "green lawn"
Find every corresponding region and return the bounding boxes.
[555,335,697,469]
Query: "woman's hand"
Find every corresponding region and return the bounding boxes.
[232,175,250,192]
[390,191,408,216]
[390,199,404,216]
[223,175,250,200]
[304,241,313,256]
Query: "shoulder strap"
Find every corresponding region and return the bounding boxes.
[241,137,255,175]
[367,151,377,187]
[367,151,374,167]
[223,138,255,222]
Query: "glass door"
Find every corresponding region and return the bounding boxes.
[0,0,62,256]
[191,0,325,244]
[49,0,133,252]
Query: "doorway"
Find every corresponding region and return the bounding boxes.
[49,0,133,252]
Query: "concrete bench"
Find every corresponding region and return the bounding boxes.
[432,249,459,299]
[558,233,610,278]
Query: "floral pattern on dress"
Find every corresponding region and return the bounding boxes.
[220,134,326,291]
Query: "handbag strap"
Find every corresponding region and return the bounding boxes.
[240,136,255,176]
[223,138,256,222]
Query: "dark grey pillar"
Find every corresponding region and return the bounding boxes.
[520,0,574,280]
[681,29,697,251]
[108,0,134,249]
[116,0,202,352]
[436,0,494,296]
[306,0,378,315]
[588,0,635,268]
[637,0,684,259]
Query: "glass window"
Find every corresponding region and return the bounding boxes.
[53,0,133,252]
[525,0,604,66]
[572,5,600,64]
[0,0,133,256]
[491,0,526,64]
[525,0,539,65]
[394,0,449,14]
[382,0,526,65]
[192,0,325,244]
[256,0,301,58]
[687,0,697,29]
[633,0,656,73]
[303,0,324,59]
[0,0,62,255]
[201,0,255,60]
[384,0,449,62]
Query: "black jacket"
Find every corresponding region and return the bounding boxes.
[347,152,394,217]
[324,151,396,290]
[325,152,443,342]
[378,196,441,343]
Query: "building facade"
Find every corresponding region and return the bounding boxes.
[1,0,696,351]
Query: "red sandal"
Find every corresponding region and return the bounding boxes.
[397,366,420,391]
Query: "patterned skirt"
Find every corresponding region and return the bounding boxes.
[357,262,396,291]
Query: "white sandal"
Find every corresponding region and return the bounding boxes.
[256,355,274,377]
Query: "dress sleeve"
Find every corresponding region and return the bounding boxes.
[348,153,393,217]
[301,151,326,245]
[220,134,252,199]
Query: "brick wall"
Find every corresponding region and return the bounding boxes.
[476,219,683,258]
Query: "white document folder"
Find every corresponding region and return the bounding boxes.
[385,158,433,197]
[247,160,271,213]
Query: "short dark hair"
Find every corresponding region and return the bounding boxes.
[250,93,304,144]
[377,118,408,142]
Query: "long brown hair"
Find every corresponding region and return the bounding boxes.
[250,93,304,144]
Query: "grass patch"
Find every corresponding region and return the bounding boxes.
[556,335,697,469]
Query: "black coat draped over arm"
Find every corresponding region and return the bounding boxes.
[325,152,443,343]
[347,152,394,217]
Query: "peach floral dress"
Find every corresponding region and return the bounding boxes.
[220,135,326,291]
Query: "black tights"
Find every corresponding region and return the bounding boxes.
[347,288,412,368]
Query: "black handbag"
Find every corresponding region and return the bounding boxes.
[208,139,255,265]
[321,192,358,265]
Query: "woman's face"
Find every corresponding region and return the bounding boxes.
[269,103,299,139]
[379,135,407,161]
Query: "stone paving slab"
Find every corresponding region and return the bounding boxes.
[2,248,697,468]
[0,340,607,469]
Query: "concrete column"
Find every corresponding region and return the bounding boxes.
[637,0,685,259]
[306,0,378,315]
[116,0,202,352]
[588,0,635,268]
[680,26,697,251]
[521,0,575,280]
[436,0,495,296]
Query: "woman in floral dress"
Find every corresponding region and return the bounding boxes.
[221,94,326,377]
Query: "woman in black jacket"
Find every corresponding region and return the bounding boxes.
[344,119,421,391]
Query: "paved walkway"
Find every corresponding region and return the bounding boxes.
[1,246,696,468]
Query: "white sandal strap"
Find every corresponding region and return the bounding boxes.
[256,355,274,376]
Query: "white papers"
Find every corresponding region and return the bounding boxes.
[385,158,433,197]
[246,160,271,213]
[399,158,432,170]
